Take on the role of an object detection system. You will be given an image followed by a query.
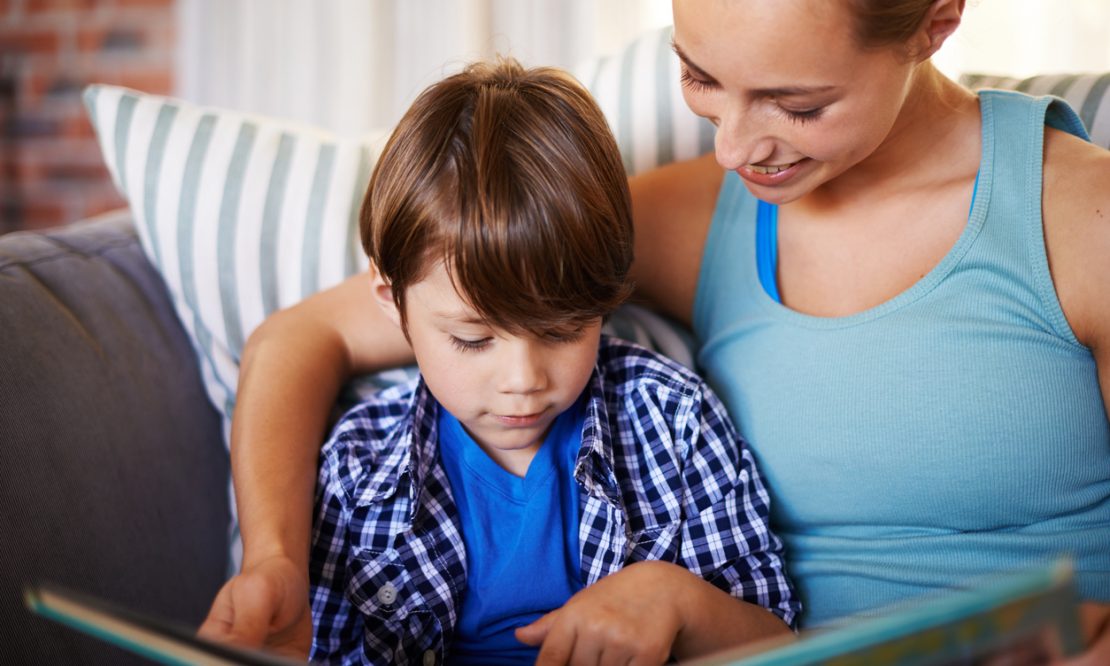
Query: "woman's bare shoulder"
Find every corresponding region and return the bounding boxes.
[1041,128,1110,350]
[628,153,725,325]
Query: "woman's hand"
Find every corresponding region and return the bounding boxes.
[515,560,790,665]
[196,554,312,658]
[1057,602,1110,665]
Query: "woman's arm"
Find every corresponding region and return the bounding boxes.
[198,271,412,653]
[628,152,723,326]
[1041,129,1110,665]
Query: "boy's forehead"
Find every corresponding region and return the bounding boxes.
[408,262,483,320]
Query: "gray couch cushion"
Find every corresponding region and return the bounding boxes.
[0,212,230,664]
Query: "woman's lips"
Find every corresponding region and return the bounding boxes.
[737,159,808,187]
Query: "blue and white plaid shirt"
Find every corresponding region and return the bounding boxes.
[310,336,799,665]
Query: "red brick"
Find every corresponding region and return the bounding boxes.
[79,188,127,219]
[115,0,175,8]
[20,66,87,106]
[0,28,62,54]
[26,0,99,14]
[20,200,68,229]
[95,68,173,95]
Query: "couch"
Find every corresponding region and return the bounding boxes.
[2,22,1107,662]
[0,209,230,664]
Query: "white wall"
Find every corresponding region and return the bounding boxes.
[176,0,1110,136]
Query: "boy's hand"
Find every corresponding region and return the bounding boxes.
[515,561,689,665]
[196,554,312,658]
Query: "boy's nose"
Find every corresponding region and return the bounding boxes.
[497,340,548,395]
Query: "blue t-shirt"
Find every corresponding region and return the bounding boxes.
[438,396,586,664]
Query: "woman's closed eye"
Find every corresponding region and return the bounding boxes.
[776,104,826,125]
[679,66,717,93]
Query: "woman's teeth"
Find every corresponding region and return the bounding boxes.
[748,162,797,175]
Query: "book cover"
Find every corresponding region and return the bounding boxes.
[690,559,1083,666]
[24,583,306,666]
[26,560,1083,665]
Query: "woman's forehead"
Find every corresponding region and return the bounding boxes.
[672,0,869,85]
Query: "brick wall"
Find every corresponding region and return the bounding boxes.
[1,0,175,234]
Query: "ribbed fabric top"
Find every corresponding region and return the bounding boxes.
[694,90,1110,628]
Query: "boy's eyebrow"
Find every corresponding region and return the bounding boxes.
[434,309,486,325]
[671,39,838,98]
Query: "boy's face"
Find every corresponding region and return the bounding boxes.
[376,262,601,475]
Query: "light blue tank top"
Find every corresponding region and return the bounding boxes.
[694,90,1110,628]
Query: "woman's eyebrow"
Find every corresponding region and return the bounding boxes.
[671,41,718,84]
[671,39,839,98]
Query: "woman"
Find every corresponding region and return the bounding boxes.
[199,0,1110,663]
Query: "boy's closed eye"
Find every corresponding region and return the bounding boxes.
[450,335,493,352]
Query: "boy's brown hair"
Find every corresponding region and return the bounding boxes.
[360,58,633,335]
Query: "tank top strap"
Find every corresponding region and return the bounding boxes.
[974,89,1090,344]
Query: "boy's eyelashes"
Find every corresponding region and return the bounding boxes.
[447,327,587,353]
[450,335,492,352]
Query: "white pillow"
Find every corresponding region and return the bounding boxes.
[84,83,394,570]
[575,25,716,176]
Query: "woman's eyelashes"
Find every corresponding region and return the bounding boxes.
[679,66,716,93]
[679,66,828,125]
[778,105,826,124]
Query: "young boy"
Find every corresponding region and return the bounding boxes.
[309,59,798,665]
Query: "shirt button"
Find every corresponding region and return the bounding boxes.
[376,582,397,605]
[423,649,436,666]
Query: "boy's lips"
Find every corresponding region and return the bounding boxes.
[494,411,545,427]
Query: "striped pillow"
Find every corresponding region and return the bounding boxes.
[960,72,1110,149]
[83,84,394,570]
[575,25,715,175]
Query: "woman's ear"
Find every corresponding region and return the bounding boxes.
[912,0,965,61]
[370,269,404,329]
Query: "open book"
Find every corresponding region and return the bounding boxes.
[693,559,1084,666]
[26,560,1082,665]
[24,584,306,665]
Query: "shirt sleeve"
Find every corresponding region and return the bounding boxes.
[309,433,366,662]
[676,383,802,629]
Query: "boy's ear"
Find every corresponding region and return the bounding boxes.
[370,270,403,329]
[912,0,965,61]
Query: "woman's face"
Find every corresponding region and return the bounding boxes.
[672,0,920,204]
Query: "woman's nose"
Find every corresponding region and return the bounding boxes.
[714,105,774,171]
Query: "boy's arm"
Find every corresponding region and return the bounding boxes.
[517,560,792,665]
[307,441,364,661]
[516,379,797,664]
[677,385,800,629]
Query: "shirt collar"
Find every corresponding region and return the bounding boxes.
[573,355,623,508]
[397,341,623,515]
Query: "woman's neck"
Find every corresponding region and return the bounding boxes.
[809,62,980,208]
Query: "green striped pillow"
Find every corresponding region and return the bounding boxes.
[83,84,396,569]
[575,25,716,175]
[961,72,1110,149]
